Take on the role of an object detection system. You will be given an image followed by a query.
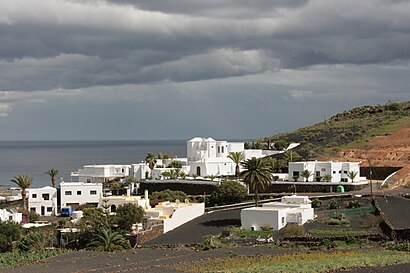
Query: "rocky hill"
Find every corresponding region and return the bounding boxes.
[262,101,410,188]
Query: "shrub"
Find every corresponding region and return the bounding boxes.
[347,200,361,209]
[329,200,340,210]
[150,189,188,202]
[327,218,350,225]
[392,241,410,252]
[311,198,322,208]
[208,180,247,206]
[292,175,299,182]
[0,221,23,252]
[282,223,305,237]
[315,176,322,182]
[114,203,144,231]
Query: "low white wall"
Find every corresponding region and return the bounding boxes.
[163,203,205,233]
[241,208,288,231]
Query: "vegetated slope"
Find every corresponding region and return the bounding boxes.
[262,101,410,160]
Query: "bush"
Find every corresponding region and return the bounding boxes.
[329,200,340,210]
[282,223,305,237]
[347,200,361,209]
[115,203,144,231]
[315,176,322,182]
[0,221,23,252]
[392,241,410,252]
[327,218,350,225]
[150,189,188,202]
[208,180,247,206]
[311,198,322,208]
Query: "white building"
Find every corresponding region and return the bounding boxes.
[241,195,314,231]
[27,186,58,216]
[70,164,131,183]
[288,161,365,182]
[145,201,205,233]
[60,181,102,210]
[0,208,22,223]
[186,137,279,178]
[99,189,150,212]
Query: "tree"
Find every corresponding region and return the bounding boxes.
[150,189,188,202]
[168,160,182,169]
[284,150,302,164]
[110,182,122,195]
[347,171,358,182]
[18,228,53,252]
[145,153,157,174]
[45,168,59,188]
[240,157,273,206]
[11,174,33,210]
[228,151,244,178]
[300,170,312,182]
[323,174,332,182]
[115,203,144,231]
[0,221,23,252]
[208,180,247,206]
[88,228,130,252]
[264,157,277,173]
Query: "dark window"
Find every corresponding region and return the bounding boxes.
[42,193,49,200]
[196,166,201,176]
[86,179,91,183]
[282,217,285,224]
[221,146,224,153]
[344,171,347,174]
[339,171,342,174]
[77,191,82,195]
[333,171,336,174]
[90,190,97,195]
[293,171,299,176]
[111,205,117,212]
[32,194,37,198]
[316,171,320,176]
[47,207,52,212]
[30,207,36,212]
[217,146,220,153]
[65,191,72,196]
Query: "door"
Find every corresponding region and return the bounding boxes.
[41,206,45,216]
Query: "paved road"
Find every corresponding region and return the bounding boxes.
[146,209,241,245]
[375,196,410,229]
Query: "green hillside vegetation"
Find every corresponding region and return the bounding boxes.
[260,101,410,159]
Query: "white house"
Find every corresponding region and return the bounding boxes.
[186,137,280,178]
[60,181,102,210]
[0,208,22,223]
[27,186,58,216]
[70,164,131,183]
[99,189,150,212]
[145,201,205,233]
[288,161,366,183]
[241,195,314,231]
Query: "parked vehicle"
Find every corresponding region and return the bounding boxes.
[60,207,73,217]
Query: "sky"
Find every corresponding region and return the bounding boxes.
[0,0,410,141]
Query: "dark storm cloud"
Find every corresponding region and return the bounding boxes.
[0,0,410,91]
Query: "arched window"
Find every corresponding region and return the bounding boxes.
[196,166,201,176]
[217,146,220,153]
[221,146,224,153]
[111,205,116,212]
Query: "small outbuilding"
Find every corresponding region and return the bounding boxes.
[241,195,314,231]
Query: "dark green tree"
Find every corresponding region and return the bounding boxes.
[228,151,244,178]
[145,153,157,174]
[45,168,59,188]
[115,203,144,231]
[0,221,23,252]
[209,180,247,206]
[240,157,273,206]
[11,174,33,210]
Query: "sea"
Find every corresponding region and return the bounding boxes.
[0,140,186,188]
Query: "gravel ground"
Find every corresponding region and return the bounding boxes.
[0,246,285,273]
[146,209,242,245]
[336,263,410,273]
[375,196,410,229]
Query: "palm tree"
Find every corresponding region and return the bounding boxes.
[88,228,129,252]
[145,153,157,176]
[45,168,59,188]
[300,170,312,182]
[240,157,273,206]
[347,171,358,182]
[228,151,244,178]
[323,174,332,182]
[11,174,33,210]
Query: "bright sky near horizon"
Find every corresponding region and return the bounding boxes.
[0,0,410,140]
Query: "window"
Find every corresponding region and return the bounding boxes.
[196,166,201,176]
[90,190,97,195]
[32,194,37,198]
[339,170,342,174]
[65,191,72,196]
[47,207,52,212]
[121,168,124,173]
[30,207,36,212]
[344,171,347,174]
[316,171,320,177]
[86,179,91,183]
[333,171,336,174]
[42,193,49,200]
[77,191,82,195]
[293,171,299,176]
[321,168,326,172]
[217,146,220,153]
[282,217,285,224]
[221,146,224,153]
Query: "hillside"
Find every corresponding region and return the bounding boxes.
[262,101,410,188]
[262,101,410,159]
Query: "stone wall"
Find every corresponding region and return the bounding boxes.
[360,167,402,180]
[138,182,216,195]
[258,183,367,193]
[136,224,164,245]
